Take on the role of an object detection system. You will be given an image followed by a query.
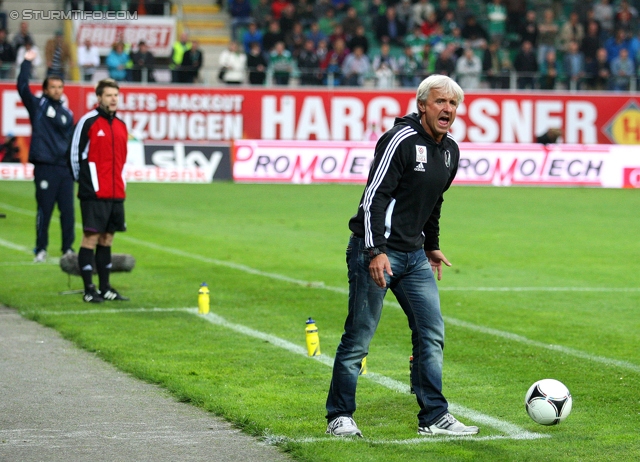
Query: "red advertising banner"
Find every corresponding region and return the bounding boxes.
[233,140,639,188]
[3,83,640,145]
[73,17,176,57]
[622,167,640,188]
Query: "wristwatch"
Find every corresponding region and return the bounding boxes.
[368,247,385,258]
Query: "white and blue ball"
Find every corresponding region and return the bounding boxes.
[525,379,572,425]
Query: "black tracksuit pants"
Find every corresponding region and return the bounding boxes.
[34,164,75,254]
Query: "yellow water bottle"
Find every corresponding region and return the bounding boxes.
[198,282,210,314]
[359,356,367,375]
[305,317,321,356]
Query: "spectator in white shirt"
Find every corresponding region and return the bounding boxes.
[219,41,246,84]
[77,39,100,82]
[412,0,435,29]
[455,47,482,89]
[375,61,395,88]
[342,45,371,86]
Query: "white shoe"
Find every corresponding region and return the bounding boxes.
[326,416,363,437]
[418,413,479,436]
[33,250,47,263]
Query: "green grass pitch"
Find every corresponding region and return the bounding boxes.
[1,181,639,461]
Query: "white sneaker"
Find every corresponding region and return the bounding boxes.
[33,250,47,263]
[326,416,363,437]
[418,413,479,436]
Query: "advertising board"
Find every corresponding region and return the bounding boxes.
[233,140,640,188]
[3,84,640,144]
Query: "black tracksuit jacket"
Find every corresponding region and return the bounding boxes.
[349,112,459,253]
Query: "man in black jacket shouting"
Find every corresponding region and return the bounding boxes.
[18,49,75,262]
[325,74,479,438]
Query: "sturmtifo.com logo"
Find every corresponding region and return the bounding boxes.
[11,10,138,20]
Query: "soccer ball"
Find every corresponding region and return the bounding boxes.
[524,379,572,425]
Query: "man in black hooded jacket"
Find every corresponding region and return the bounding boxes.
[325,74,479,438]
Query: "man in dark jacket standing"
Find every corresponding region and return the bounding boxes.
[129,40,156,83]
[297,38,322,85]
[17,49,75,262]
[69,79,129,303]
[0,28,14,79]
[181,40,203,83]
[513,40,538,89]
[325,74,479,438]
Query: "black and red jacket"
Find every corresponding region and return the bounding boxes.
[69,106,128,201]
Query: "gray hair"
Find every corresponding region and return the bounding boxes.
[416,74,464,110]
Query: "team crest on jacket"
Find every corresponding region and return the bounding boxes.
[443,150,451,168]
[415,145,427,172]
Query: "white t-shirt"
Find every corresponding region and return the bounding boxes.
[77,45,100,74]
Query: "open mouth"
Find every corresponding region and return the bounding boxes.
[437,116,450,127]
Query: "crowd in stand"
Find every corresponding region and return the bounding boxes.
[224,0,640,90]
[0,21,162,83]
[0,21,79,81]
[0,0,170,83]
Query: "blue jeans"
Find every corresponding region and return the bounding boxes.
[326,235,448,427]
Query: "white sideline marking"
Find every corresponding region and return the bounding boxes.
[442,317,640,374]
[2,202,638,293]
[36,306,546,442]
[0,237,62,264]
[0,261,58,266]
[37,307,195,316]
[114,235,640,293]
[268,435,519,445]
[441,287,640,292]
[121,235,330,288]
[379,297,640,375]
[0,202,36,216]
[0,237,32,254]
[0,238,60,265]
[199,311,544,441]
[2,205,638,373]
